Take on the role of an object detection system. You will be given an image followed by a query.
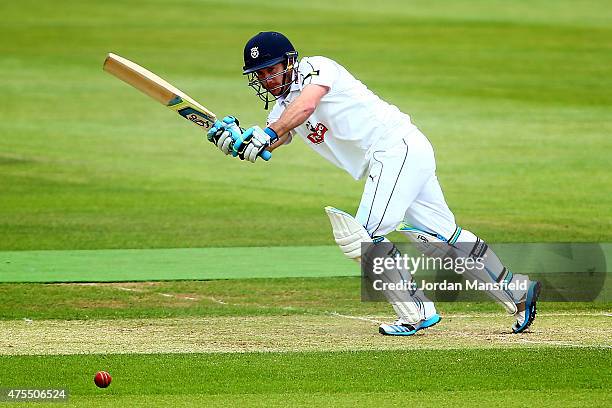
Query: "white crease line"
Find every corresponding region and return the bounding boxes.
[207,297,227,305]
[327,312,382,324]
[115,286,196,300]
[110,286,611,318]
[111,285,226,305]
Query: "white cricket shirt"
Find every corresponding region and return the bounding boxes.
[267,56,418,179]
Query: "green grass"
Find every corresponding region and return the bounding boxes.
[3,243,610,283]
[2,392,607,408]
[1,349,610,407]
[0,246,352,282]
[2,1,611,407]
[0,279,608,321]
[0,278,471,320]
[1,280,610,407]
[1,0,611,250]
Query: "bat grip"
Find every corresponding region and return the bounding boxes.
[229,139,272,161]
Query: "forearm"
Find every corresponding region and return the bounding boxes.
[267,99,315,137]
[264,101,312,153]
[266,84,329,139]
[268,133,291,152]
[259,85,329,154]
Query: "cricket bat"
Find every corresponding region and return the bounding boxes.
[102,53,271,160]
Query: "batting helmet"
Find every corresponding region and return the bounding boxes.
[243,31,299,109]
[243,31,297,74]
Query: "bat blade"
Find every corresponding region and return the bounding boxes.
[103,53,217,130]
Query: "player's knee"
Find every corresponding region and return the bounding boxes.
[364,217,405,238]
[397,223,450,259]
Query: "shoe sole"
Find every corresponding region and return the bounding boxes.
[513,281,542,333]
[379,314,442,336]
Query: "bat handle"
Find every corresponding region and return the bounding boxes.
[261,150,272,161]
[229,138,272,161]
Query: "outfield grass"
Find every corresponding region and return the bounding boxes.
[1,349,610,407]
[1,0,611,250]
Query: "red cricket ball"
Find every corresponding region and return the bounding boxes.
[94,371,112,388]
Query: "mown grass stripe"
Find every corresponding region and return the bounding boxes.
[2,244,611,283]
[0,349,609,396]
[0,246,352,282]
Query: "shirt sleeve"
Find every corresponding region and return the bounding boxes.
[300,56,339,90]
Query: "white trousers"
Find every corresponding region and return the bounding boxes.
[355,130,528,318]
[356,130,456,240]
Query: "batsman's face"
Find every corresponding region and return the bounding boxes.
[256,62,288,96]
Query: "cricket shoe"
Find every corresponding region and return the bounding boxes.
[512,281,542,333]
[379,314,442,336]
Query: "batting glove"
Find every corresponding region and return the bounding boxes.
[207,116,242,155]
[233,126,277,162]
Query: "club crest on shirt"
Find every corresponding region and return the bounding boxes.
[305,121,327,144]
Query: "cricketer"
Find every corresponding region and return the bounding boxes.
[207,31,541,336]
